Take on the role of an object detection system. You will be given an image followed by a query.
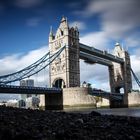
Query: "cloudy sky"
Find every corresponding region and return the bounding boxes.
[0,0,140,99]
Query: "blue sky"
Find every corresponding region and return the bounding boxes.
[0,0,140,93]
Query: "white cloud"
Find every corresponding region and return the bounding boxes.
[69,21,86,30]
[131,55,140,73]
[74,0,140,91]
[133,48,140,57]
[0,45,49,86]
[80,60,110,90]
[0,45,49,100]
[130,55,140,90]
[0,53,22,75]
[125,33,140,48]
[75,0,140,47]
[80,31,110,50]
[15,0,44,8]
[84,0,140,31]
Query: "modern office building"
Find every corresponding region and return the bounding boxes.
[20,79,34,101]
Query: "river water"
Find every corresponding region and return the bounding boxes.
[65,107,140,117]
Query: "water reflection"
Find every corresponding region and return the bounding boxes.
[65,107,140,117]
[96,107,140,117]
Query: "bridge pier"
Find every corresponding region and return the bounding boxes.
[109,94,128,108]
[108,43,132,108]
[110,98,124,108]
[43,87,96,110]
[44,93,63,110]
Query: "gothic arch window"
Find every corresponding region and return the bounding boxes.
[117,52,120,57]
[61,30,64,36]
[74,31,76,36]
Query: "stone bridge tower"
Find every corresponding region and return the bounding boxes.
[109,43,132,107]
[49,17,80,88]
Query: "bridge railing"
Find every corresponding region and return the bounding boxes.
[0,84,62,94]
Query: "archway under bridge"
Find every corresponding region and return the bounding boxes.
[115,87,124,94]
[53,78,65,88]
[80,60,110,90]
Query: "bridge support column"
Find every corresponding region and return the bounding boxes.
[45,93,63,110]
[109,43,132,108]
[109,97,124,108]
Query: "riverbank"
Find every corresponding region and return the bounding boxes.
[0,106,140,140]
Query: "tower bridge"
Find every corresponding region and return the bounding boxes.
[0,17,139,109]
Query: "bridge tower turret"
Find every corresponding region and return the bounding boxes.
[49,17,80,88]
[109,43,132,106]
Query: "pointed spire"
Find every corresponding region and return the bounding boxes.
[121,43,124,51]
[75,25,78,31]
[115,42,122,50]
[115,42,120,46]
[60,16,69,29]
[61,16,66,23]
[49,26,53,37]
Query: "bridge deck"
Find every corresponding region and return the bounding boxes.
[80,52,113,66]
[0,85,62,94]
[0,85,123,101]
[80,43,124,64]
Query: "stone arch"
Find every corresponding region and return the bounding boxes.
[115,86,124,94]
[52,78,66,88]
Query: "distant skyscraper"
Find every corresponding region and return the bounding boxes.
[20,79,34,100]
[20,79,34,87]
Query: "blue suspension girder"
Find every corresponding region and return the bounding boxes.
[0,46,66,84]
[130,68,140,87]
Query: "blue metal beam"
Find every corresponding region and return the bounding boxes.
[79,43,124,64]
[80,52,113,66]
[0,46,66,85]
[131,68,140,87]
[0,84,62,94]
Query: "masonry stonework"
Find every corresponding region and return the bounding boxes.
[49,17,80,88]
[63,87,96,106]
[128,92,140,106]
[109,43,132,107]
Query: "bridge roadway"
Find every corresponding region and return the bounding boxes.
[79,43,124,64]
[0,84,123,101]
[0,84,62,94]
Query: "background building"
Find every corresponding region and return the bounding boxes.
[20,79,34,101]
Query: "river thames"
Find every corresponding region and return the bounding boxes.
[65,107,140,117]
